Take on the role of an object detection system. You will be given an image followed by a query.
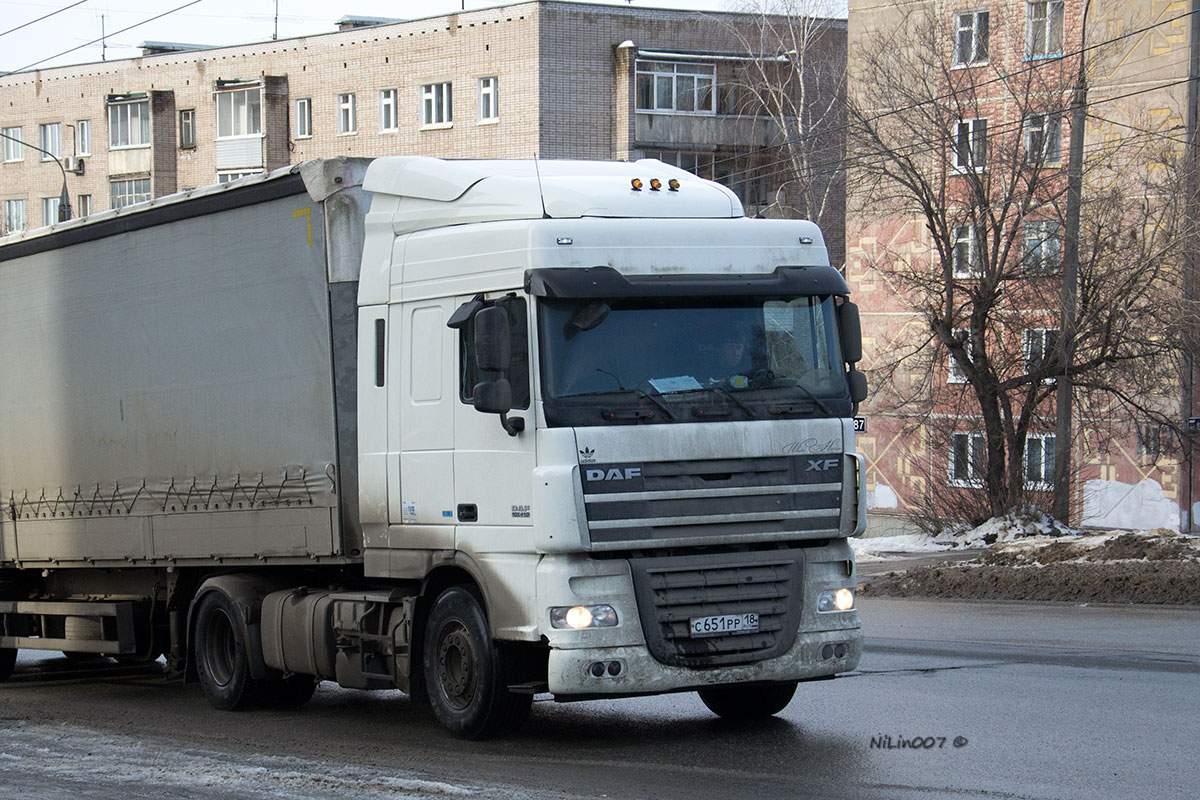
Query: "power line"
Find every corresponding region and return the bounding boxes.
[10,0,205,73]
[0,0,89,39]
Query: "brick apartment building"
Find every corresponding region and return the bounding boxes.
[846,0,1198,532]
[0,1,847,265]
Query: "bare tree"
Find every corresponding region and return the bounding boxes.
[846,3,1196,526]
[716,1,849,264]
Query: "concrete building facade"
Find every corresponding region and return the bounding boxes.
[0,1,846,264]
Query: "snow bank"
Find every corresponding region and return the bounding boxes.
[1081,479,1180,532]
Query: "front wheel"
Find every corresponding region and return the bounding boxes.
[423,586,531,739]
[194,592,257,711]
[698,681,798,720]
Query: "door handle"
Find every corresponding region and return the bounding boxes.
[457,504,478,522]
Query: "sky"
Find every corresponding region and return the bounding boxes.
[0,0,798,74]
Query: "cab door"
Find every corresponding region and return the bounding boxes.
[389,298,457,548]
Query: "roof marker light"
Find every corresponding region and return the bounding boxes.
[649,178,662,191]
[668,178,680,191]
[631,178,643,191]
[799,236,814,244]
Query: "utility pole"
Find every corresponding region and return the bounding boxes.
[1185,0,1200,530]
[1052,1,1091,523]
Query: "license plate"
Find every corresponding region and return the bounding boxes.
[689,612,759,638]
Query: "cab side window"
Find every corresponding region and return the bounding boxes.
[459,295,530,409]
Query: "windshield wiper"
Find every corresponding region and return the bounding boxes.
[696,385,757,418]
[768,381,832,417]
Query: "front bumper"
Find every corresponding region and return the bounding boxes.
[547,626,862,697]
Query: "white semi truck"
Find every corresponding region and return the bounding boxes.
[0,156,866,738]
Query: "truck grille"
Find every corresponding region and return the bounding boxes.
[629,549,805,668]
[580,455,843,549]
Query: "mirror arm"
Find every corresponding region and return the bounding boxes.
[499,413,525,436]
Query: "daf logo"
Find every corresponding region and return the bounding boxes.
[806,458,840,472]
[586,467,642,481]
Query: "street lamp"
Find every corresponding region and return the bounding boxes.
[0,129,73,222]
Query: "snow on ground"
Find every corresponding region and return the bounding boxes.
[853,507,1200,565]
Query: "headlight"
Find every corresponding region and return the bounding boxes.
[550,604,619,629]
[817,588,855,613]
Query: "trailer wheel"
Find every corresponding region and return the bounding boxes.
[698,681,798,720]
[195,592,257,711]
[0,647,15,682]
[423,586,531,739]
[260,674,319,709]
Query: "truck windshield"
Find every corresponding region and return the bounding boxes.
[538,295,852,426]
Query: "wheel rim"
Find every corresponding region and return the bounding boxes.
[435,619,478,710]
[202,607,237,687]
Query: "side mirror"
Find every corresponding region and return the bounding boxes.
[474,379,524,436]
[848,369,868,404]
[839,301,862,364]
[474,306,511,371]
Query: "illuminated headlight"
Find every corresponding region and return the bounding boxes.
[817,588,856,613]
[550,605,618,630]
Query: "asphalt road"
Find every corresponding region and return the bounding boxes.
[2,597,1197,800]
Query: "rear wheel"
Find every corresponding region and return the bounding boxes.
[423,586,531,739]
[194,592,257,711]
[698,681,798,720]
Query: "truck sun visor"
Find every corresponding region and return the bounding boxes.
[524,265,850,299]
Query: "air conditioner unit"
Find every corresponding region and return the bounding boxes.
[64,156,85,175]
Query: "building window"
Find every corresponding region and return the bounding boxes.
[1138,424,1172,458]
[953,118,987,172]
[76,120,91,156]
[954,10,990,65]
[478,77,499,122]
[338,93,357,134]
[39,123,61,160]
[1024,327,1058,376]
[217,170,262,183]
[78,194,92,216]
[421,83,453,127]
[1024,113,1061,163]
[1023,220,1061,273]
[948,327,976,383]
[108,99,151,148]
[952,225,982,277]
[41,196,61,225]
[216,88,262,138]
[949,432,986,486]
[179,109,196,149]
[2,126,23,162]
[3,199,26,233]
[636,60,715,114]
[378,89,398,132]
[1026,1,1064,59]
[1024,434,1055,488]
[646,149,715,180]
[110,178,151,209]
[295,98,312,138]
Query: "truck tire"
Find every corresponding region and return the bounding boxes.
[698,681,798,720]
[423,586,531,739]
[194,591,258,711]
[0,647,15,682]
[260,674,319,709]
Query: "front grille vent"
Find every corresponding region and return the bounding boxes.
[629,548,805,668]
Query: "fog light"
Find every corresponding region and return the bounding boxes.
[550,604,618,629]
[817,588,855,613]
